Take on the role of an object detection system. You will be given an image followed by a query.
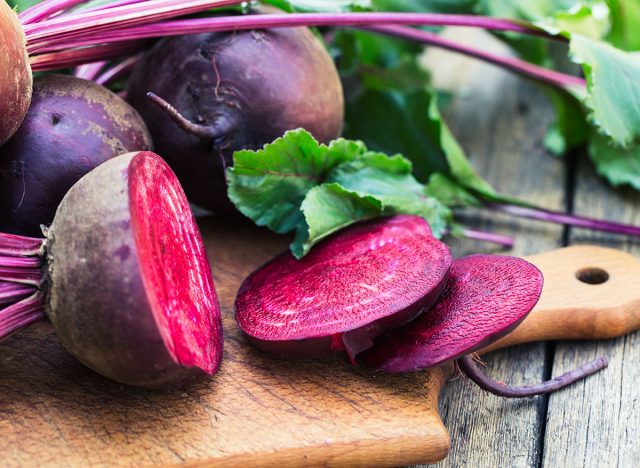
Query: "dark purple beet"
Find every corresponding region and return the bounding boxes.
[235,215,453,360]
[360,255,607,397]
[0,74,152,237]
[127,15,344,213]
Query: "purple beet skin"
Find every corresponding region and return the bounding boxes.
[0,74,152,236]
[235,215,453,360]
[127,11,344,213]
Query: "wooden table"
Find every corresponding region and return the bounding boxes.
[421,29,640,467]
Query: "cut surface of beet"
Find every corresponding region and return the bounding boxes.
[235,215,452,357]
[360,254,544,373]
[129,152,222,374]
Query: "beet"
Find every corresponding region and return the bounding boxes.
[360,255,608,397]
[0,1,32,146]
[127,15,344,213]
[0,74,152,237]
[0,152,222,388]
[235,215,453,359]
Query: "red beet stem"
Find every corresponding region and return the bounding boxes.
[74,61,107,80]
[489,203,640,237]
[28,12,557,54]
[457,355,609,398]
[23,0,246,47]
[363,25,585,89]
[19,0,87,25]
[0,282,37,305]
[30,42,147,72]
[0,233,44,257]
[65,0,147,16]
[95,54,142,86]
[448,227,515,248]
[0,234,44,288]
[0,293,45,341]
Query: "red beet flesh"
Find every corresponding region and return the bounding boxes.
[235,215,453,359]
[360,254,544,372]
[129,153,222,374]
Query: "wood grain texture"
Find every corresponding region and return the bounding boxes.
[485,246,640,353]
[422,28,564,468]
[541,161,640,467]
[2,229,640,466]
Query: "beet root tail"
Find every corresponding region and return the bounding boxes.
[457,354,609,398]
[147,92,220,140]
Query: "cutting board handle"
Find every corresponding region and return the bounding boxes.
[483,245,640,353]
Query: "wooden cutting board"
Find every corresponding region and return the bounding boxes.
[2,217,640,467]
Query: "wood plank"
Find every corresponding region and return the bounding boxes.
[542,159,640,467]
[421,29,565,467]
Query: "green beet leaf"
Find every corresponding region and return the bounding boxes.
[570,34,640,147]
[227,129,365,234]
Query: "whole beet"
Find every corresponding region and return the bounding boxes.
[128,23,344,213]
[0,75,152,236]
[0,1,31,145]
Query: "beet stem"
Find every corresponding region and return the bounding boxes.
[0,233,44,257]
[457,354,608,398]
[147,92,220,140]
[19,0,87,25]
[63,0,148,16]
[0,282,37,305]
[95,54,142,86]
[363,25,585,88]
[28,13,558,57]
[23,0,246,46]
[74,61,107,80]
[457,228,515,248]
[0,294,45,341]
[489,203,640,237]
[30,42,147,72]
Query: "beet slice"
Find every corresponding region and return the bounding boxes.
[361,255,543,372]
[361,254,608,397]
[235,215,453,359]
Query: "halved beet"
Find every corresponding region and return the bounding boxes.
[47,151,222,387]
[235,215,453,359]
[361,254,607,398]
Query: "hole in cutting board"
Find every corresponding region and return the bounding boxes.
[575,267,609,285]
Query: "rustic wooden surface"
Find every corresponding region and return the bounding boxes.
[3,219,640,467]
[422,29,640,467]
[2,28,639,468]
[540,161,640,467]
